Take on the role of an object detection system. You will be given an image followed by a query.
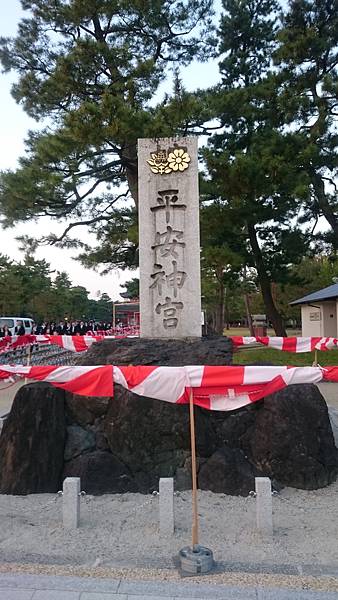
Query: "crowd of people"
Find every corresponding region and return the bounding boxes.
[0,320,114,337]
[0,324,13,337]
[34,320,113,335]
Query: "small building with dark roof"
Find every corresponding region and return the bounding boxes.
[290,283,338,337]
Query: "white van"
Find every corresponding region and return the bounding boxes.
[0,317,34,336]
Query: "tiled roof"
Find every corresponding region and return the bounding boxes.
[290,283,338,305]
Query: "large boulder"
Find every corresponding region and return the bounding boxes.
[241,384,338,489]
[199,447,260,496]
[2,338,338,495]
[65,381,337,495]
[103,386,216,492]
[66,395,110,426]
[75,336,233,367]
[71,336,232,493]
[63,450,138,494]
[0,382,66,494]
[64,425,96,461]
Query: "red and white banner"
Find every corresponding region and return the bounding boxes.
[1,364,338,411]
[0,332,139,354]
[94,326,140,337]
[2,333,337,355]
[231,336,338,353]
[0,334,104,354]
[0,364,114,396]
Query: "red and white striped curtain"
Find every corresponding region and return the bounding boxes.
[1,364,338,410]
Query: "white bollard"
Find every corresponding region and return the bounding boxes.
[255,477,273,537]
[0,418,4,434]
[159,477,174,536]
[62,477,81,529]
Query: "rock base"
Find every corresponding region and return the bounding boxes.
[0,383,66,494]
[1,337,338,495]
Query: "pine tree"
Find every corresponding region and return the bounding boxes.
[0,0,214,266]
[121,277,140,299]
[275,0,338,248]
[203,0,311,335]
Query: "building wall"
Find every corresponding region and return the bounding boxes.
[301,304,322,337]
[301,302,338,337]
[322,301,337,337]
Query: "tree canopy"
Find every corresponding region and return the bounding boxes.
[200,0,338,333]
[0,0,214,268]
[0,251,113,322]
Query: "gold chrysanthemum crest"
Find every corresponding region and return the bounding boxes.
[147,147,191,174]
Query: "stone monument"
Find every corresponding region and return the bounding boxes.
[138,136,202,338]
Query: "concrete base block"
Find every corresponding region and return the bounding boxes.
[179,544,214,574]
[255,477,273,537]
[63,477,81,529]
[159,477,174,536]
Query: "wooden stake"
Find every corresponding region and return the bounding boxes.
[189,387,199,547]
[313,349,318,367]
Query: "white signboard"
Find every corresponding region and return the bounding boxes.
[309,312,321,321]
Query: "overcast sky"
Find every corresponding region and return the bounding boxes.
[0,1,221,300]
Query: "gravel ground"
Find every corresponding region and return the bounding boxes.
[0,381,25,416]
[0,483,337,571]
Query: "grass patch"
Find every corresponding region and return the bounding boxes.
[224,327,302,337]
[232,346,338,367]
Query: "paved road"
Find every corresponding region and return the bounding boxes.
[0,573,337,600]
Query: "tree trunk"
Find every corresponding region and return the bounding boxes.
[310,171,338,248]
[125,163,138,207]
[243,292,254,336]
[247,223,287,336]
[243,265,254,335]
[225,288,230,330]
[122,143,138,207]
[214,276,225,335]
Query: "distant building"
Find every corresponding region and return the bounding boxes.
[113,298,140,328]
[290,283,338,337]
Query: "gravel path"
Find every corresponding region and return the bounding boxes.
[0,483,337,574]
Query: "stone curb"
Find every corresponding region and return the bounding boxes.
[0,574,338,600]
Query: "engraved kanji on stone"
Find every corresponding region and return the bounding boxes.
[150,189,186,224]
[155,296,183,329]
[166,260,187,297]
[152,225,185,259]
[149,263,166,295]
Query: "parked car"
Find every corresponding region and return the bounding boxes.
[0,317,34,336]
